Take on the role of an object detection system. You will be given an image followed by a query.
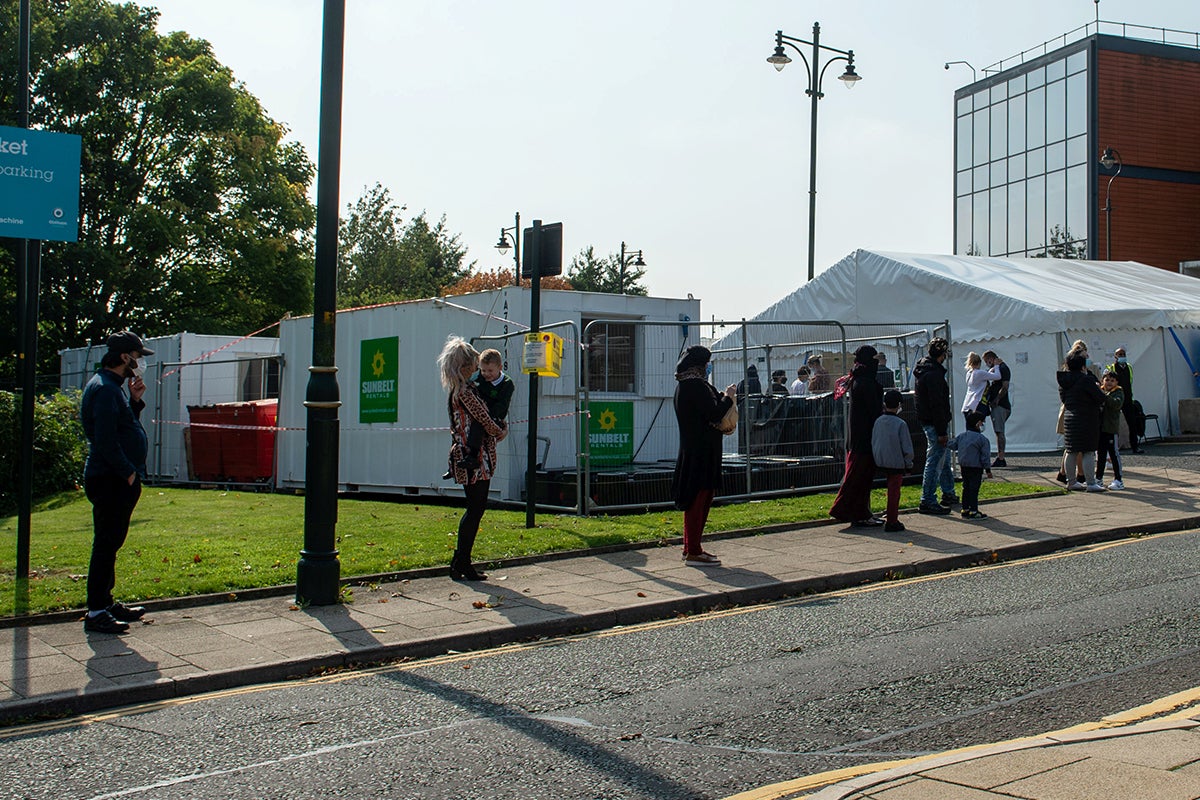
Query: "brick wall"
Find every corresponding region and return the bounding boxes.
[1096,49,1200,268]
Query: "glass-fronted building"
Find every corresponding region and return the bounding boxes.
[953,24,1200,269]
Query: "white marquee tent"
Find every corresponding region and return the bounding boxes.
[721,249,1200,452]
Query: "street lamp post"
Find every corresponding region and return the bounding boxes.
[617,241,646,294]
[767,23,862,283]
[494,211,521,286]
[1100,147,1122,260]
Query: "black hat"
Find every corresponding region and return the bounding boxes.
[674,345,711,373]
[854,344,878,365]
[772,369,786,379]
[106,330,154,356]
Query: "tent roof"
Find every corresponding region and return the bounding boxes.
[732,250,1200,344]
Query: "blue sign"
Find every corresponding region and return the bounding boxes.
[0,125,82,242]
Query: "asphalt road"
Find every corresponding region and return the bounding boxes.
[4,506,1200,800]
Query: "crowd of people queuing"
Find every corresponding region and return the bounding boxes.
[427,332,1139,574]
[75,325,1150,640]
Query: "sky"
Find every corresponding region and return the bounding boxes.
[141,0,1200,330]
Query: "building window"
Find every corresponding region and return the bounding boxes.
[239,357,280,401]
[953,49,1087,258]
[584,319,636,393]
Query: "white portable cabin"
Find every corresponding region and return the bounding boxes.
[725,249,1200,451]
[275,288,701,502]
[59,332,282,481]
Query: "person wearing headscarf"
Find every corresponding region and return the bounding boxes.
[671,346,736,566]
[829,345,885,526]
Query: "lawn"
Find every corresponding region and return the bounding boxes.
[0,480,1052,616]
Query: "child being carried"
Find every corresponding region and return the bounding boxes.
[459,348,514,470]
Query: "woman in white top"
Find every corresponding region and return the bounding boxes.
[961,351,1001,426]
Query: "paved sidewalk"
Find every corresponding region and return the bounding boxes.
[2,463,1198,732]
[796,715,1200,799]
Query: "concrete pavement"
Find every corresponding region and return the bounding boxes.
[3,460,1200,799]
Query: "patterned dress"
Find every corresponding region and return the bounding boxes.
[448,385,505,485]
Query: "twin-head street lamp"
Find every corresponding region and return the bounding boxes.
[1100,147,1122,260]
[767,23,861,282]
[618,241,646,294]
[494,211,521,285]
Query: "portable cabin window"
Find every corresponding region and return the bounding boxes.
[584,319,636,393]
[238,357,280,401]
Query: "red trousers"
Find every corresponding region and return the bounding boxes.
[884,473,903,524]
[683,489,714,554]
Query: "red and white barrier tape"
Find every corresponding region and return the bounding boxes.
[151,409,587,433]
[158,319,282,381]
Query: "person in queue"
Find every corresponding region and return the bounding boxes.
[914,338,957,514]
[438,336,507,581]
[830,345,884,527]
[671,346,736,566]
[80,331,155,634]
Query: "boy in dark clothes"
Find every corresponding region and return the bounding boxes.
[459,348,514,470]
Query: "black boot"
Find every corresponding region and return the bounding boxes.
[449,553,487,582]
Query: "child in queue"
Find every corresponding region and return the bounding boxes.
[949,411,993,519]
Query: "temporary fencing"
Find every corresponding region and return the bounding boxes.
[51,314,949,514]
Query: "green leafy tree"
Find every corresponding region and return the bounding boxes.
[0,389,86,514]
[1033,225,1087,260]
[337,183,471,307]
[566,246,648,295]
[0,0,316,375]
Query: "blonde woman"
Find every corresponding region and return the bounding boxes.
[961,351,1001,426]
[438,336,506,581]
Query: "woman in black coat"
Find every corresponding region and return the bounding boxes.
[830,345,885,525]
[671,346,736,566]
[1057,353,1105,491]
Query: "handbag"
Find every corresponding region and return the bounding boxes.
[712,401,738,435]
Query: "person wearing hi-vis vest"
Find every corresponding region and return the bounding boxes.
[1107,347,1142,453]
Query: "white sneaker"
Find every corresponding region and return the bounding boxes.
[1067,481,1087,491]
[1086,482,1106,492]
[1108,479,1125,490]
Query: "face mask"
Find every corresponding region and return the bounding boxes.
[130,356,146,379]
[1116,356,1127,364]
[1084,358,1092,367]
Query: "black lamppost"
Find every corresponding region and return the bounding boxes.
[297,0,345,606]
[1100,146,1123,260]
[617,241,646,295]
[767,23,862,282]
[494,211,520,286]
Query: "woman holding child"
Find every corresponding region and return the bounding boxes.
[438,336,507,581]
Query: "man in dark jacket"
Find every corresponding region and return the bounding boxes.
[913,337,956,514]
[80,331,154,634]
[1106,347,1142,453]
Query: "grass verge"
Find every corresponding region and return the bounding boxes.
[0,481,1052,616]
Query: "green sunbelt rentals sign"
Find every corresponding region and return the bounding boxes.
[360,337,399,424]
[587,401,634,465]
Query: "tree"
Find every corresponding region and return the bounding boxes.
[566,246,648,295]
[337,183,472,308]
[442,267,573,296]
[0,0,316,375]
[1033,225,1087,260]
